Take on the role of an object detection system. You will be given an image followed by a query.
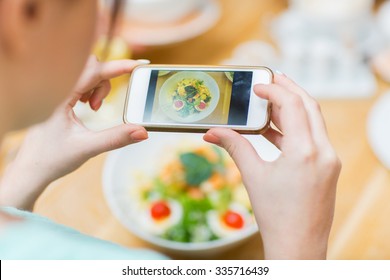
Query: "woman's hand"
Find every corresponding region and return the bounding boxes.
[204,74,341,259]
[0,56,149,211]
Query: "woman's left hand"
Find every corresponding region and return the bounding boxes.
[0,56,149,210]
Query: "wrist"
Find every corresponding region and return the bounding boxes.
[261,231,329,260]
[0,158,50,211]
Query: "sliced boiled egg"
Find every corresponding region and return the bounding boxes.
[195,101,207,112]
[140,199,183,235]
[173,100,184,111]
[206,203,252,238]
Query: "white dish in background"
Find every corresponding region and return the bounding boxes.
[102,132,280,257]
[289,0,374,22]
[367,92,390,169]
[221,40,279,69]
[270,8,377,99]
[124,0,202,25]
[377,0,390,42]
[158,72,220,123]
[222,37,377,99]
[121,0,221,46]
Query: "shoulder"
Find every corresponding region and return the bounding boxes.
[0,208,168,260]
[0,210,23,233]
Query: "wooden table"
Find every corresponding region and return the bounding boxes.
[1,0,390,259]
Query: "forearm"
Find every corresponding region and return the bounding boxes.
[0,160,50,211]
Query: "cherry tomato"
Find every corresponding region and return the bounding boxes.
[151,201,171,220]
[223,210,244,229]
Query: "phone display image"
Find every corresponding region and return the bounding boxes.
[157,71,218,123]
[143,70,254,125]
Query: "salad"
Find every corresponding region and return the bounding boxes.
[169,78,212,118]
[225,71,234,82]
[132,145,254,243]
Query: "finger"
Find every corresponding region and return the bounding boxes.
[269,103,282,132]
[204,128,264,180]
[80,91,93,103]
[88,124,148,156]
[69,59,149,107]
[254,83,314,152]
[262,127,283,150]
[89,80,111,111]
[273,74,330,147]
[97,59,149,81]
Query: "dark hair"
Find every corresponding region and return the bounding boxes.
[108,0,124,38]
[102,0,123,58]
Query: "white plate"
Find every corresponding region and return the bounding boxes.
[367,92,390,169]
[377,0,390,40]
[158,71,220,123]
[121,0,221,46]
[102,132,280,256]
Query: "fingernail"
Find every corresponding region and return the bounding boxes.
[137,59,151,65]
[275,70,286,76]
[130,129,148,142]
[92,100,103,111]
[204,132,221,145]
[253,84,265,91]
[96,100,103,111]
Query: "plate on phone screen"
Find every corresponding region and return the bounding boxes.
[158,71,220,123]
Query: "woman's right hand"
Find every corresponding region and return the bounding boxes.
[204,73,341,259]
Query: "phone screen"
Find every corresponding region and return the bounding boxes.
[142,70,253,125]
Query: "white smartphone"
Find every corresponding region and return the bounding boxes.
[124,65,273,134]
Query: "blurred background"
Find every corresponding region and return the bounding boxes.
[1,0,390,259]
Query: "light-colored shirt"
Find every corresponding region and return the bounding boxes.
[0,207,167,260]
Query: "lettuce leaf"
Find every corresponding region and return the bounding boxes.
[180,152,213,186]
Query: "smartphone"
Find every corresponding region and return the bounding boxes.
[124,65,273,134]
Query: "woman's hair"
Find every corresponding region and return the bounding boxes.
[108,0,124,38]
[102,0,123,58]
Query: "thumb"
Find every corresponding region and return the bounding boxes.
[203,128,264,178]
[88,124,148,156]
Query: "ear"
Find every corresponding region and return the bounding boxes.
[0,0,42,57]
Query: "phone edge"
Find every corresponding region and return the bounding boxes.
[123,64,274,135]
